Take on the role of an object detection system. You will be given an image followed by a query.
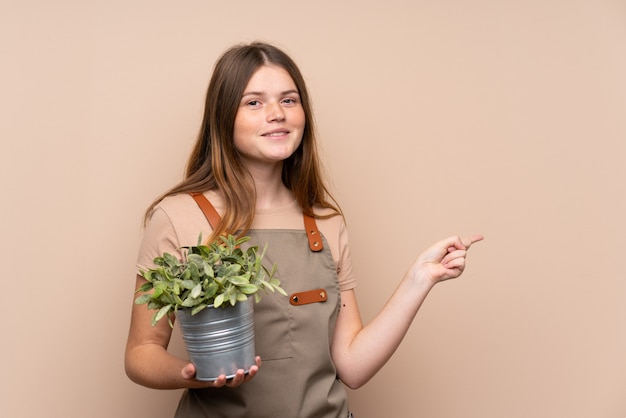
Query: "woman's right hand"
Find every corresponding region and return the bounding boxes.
[181,356,262,388]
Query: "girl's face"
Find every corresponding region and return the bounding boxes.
[233,64,305,170]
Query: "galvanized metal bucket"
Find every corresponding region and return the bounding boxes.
[177,298,256,381]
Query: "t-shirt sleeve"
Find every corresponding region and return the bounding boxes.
[136,206,183,274]
[334,217,357,292]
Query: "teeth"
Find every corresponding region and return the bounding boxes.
[265,132,287,136]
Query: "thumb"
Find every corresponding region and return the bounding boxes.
[181,363,196,380]
[461,234,484,249]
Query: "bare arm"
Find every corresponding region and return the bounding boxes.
[331,234,483,389]
[124,274,260,389]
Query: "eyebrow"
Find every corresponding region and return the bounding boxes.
[241,89,300,98]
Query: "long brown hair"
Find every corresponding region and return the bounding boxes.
[145,42,341,240]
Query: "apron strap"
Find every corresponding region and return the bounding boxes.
[190,192,221,230]
[189,192,323,252]
[303,214,323,252]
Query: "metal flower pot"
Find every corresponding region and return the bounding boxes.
[177,298,256,381]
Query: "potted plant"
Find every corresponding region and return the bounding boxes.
[134,234,287,380]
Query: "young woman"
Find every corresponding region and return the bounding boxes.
[125,41,483,418]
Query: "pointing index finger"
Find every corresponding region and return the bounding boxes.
[462,234,484,249]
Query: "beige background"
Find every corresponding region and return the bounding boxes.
[2,0,625,417]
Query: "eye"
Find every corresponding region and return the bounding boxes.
[245,100,261,107]
[281,97,299,106]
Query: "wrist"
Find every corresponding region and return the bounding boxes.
[406,268,437,292]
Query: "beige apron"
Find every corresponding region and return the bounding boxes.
[174,196,349,418]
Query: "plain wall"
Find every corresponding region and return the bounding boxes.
[2,0,625,417]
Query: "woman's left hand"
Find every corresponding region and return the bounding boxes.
[411,234,484,285]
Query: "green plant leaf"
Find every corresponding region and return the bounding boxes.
[134,294,153,305]
[136,282,153,293]
[190,283,202,299]
[203,263,214,278]
[238,284,258,294]
[173,293,184,305]
[152,285,164,299]
[189,263,200,280]
[222,264,242,277]
[191,303,208,315]
[187,253,204,266]
[228,275,250,286]
[162,253,180,267]
[152,304,172,326]
[234,235,251,246]
[204,282,218,299]
[275,284,288,296]
[213,274,225,285]
[147,301,161,310]
[213,293,225,308]
[180,297,199,308]
[180,279,196,290]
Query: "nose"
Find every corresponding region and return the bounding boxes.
[266,102,285,122]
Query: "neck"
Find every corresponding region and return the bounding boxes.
[246,162,293,210]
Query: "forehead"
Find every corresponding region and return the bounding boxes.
[244,64,298,91]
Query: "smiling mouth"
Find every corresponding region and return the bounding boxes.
[262,130,289,137]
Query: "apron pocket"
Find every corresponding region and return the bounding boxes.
[253,296,294,360]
